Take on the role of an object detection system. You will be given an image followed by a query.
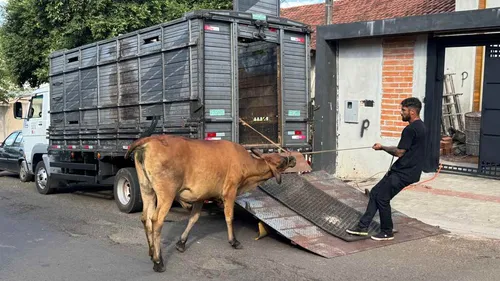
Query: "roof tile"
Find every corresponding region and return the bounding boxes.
[280,0,455,49]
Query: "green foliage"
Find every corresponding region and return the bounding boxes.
[0,0,232,88]
[0,55,15,103]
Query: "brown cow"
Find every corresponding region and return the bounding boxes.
[125,135,296,272]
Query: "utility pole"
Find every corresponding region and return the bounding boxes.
[325,0,333,25]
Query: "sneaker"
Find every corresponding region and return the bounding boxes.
[371,232,394,241]
[346,226,368,236]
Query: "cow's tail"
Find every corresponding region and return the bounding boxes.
[125,116,160,160]
[138,116,159,139]
[124,138,150,160]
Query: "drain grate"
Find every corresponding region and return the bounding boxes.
[259,174,380,241]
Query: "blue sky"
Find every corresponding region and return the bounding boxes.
[0,0,4,23]
[281,0,323,8]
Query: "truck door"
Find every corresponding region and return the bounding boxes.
[24,94,46,167]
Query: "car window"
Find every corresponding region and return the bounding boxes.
[14,133,23,146]
[3,132,19,147]
[28,95,43,119]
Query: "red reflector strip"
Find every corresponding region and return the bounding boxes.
[123,146,130,150]
[206,132,225,138]
[52,145,61,149]
[205,137,222,141]
[83,145,94,149]
[290,36,305,43]
[292,135,306,140]
[67,145,77,149]
[204,25,220,31]
[295,130,302,135]
[268,27,277,32]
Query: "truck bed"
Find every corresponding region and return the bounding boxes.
[47,10,312,155]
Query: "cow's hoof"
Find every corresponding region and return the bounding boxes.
[153,256,166,273]
[230,239,243,249]
[175,240,186,253]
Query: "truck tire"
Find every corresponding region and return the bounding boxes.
[35,161,56,194]
[114,168,142,213]
[19,160,34,182]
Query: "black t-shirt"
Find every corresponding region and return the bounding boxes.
[390,119,427,183]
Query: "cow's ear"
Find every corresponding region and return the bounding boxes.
[250,148,263,159]
[270,166,282,184]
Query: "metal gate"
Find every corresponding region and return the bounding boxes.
[478,44,500,177]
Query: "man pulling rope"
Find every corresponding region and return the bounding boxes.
[346,97,427,241]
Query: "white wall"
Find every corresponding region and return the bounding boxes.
[444,47,476,114]
[443,0,480,115]
[413,35,428,119]
[335,38,398,179]
[334,37,429,179]
[442,0,500,117]
[487,0,500,8]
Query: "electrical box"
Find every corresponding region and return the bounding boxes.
[344,100,359,123]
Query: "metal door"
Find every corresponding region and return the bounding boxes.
[479,44,500,177]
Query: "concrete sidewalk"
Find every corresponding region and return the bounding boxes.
[346,171,500,240]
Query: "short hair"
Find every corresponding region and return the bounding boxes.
[401,97,422,114]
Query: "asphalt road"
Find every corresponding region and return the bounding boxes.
[1,171,500,281]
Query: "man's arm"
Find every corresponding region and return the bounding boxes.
[373,126,414,157]
[381,146,406,158]
[372,143,406,157]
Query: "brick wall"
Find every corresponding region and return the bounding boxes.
[381,36,416,137]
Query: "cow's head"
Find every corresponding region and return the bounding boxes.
[250,148,296,184]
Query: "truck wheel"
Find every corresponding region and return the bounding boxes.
[114,168,142,213]
[35,161,56,194]
[19,160,34,182]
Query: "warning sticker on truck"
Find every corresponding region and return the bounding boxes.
[209,109,225,116]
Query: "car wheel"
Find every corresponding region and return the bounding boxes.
[19,160,34,182]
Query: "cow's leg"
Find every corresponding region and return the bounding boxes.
[150,185,176,273]
[176,201,203,253]
[136,166,156,260]
[223,189,242,249]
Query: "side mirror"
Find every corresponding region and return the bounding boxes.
[13,101,23,119]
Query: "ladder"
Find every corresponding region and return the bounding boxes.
[442,73,465,135]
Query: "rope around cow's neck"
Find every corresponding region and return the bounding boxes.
[238,118,372,155]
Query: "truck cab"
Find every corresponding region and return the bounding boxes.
[13,84,50,182]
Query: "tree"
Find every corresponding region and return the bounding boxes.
[0,55,14,103]
[0,0,232,88]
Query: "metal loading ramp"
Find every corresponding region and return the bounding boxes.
[235,171,448,258]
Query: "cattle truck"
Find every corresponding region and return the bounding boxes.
[14,9,313,213]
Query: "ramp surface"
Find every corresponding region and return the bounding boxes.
[235,171,448,258]
[259,173,379,241]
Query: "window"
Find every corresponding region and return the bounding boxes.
[3,132,19,147]
[14,133,24,146]
[28,95,43,119]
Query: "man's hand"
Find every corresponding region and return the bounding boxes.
[372,143,383,150]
